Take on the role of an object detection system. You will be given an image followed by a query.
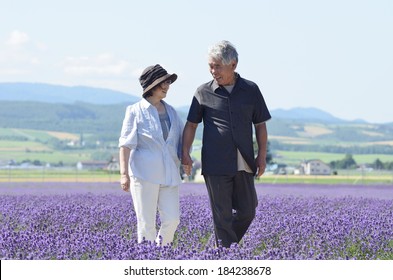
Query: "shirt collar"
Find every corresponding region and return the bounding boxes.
[140,98,168,109]
[212,72,241,92]
[140,98,151,109]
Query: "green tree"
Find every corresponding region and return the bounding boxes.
[266,141,273,164]
[341,154,357,169]
[330,154,357,169]
[373,158,384,170]
[254,140,273,164]
[385,161,393,170]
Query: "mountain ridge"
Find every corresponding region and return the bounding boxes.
[0,82,388,124]
[270,107,368,124]
[0,82,139,104]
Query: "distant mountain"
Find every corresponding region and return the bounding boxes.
[176,106,364,124]
[0,82,375,124]
[270,107,367,124]
[0,100,189,139]
[0,82,140,104]
[1,101,392,146]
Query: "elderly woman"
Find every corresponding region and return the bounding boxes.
[119,64,183,246]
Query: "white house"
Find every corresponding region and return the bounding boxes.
[298,159,331,175]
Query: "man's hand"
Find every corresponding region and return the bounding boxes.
[182,154,194,176]
[181,121,198,177]
[255,155,267,178]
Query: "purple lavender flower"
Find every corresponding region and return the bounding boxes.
[0,182,392,260]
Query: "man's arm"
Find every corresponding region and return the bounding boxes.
[182,121,198,176]
[254,122,268,177]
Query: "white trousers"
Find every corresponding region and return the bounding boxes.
[130,177,180,246]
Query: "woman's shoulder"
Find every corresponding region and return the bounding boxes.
[163,101,182,120]
[123,102,143,119]
[162,101,177,112]
[128,99,145,111]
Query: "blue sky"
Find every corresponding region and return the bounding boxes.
[1,0,392,123]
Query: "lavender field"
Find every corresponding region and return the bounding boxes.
[1,182,393,260]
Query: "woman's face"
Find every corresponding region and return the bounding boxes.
[152,79,172,99]
[208,57,237,86]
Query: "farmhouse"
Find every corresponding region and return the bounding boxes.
[296,159,331,175]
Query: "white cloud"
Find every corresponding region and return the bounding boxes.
[0,68,28,75]
[0,30,44,74]
[6,30,30,46]
[30,57,40,64]
[63,53,132,76]
[132,67,145,78]
[0,48,41,65]
[35,42,48,51]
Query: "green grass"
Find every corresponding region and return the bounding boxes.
[0,149,92,165]
[377,240,393,259]
[0,128,50,141]
[257,174,393,185]
[189,143,392,166]
[0,140,52,149]
[1,127,392,184]
[190,139,202,160]
[1,168,392,184]
[0,128,111,166]
[0,128,79,141]
[0,169,118,182]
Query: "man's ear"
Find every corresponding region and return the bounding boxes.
[232,61,238,70]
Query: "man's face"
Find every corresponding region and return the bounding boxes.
[208,57,237,86]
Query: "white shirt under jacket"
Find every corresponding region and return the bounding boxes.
[119,98,184,186]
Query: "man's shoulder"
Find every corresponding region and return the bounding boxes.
[238,76,258,88]
[196,80,214,91]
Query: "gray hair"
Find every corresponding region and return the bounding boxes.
[207,40,238,65]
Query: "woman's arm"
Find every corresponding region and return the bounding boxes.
[119,146,131,191]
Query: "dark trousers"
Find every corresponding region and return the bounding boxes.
[203,171,258,248]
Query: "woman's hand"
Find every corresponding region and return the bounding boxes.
[182,153,193,176]
[120,174,130,192]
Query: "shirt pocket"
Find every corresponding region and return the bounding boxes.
[206,96,229,120]
[240,104,254,123]
[136,118,157,143]
[138,126,155,140]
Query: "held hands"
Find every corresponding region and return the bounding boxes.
[255,155,267,178]
[120,174,130,192]
[181,153,194,176]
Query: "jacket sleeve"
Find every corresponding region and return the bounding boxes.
[118,105,138,150]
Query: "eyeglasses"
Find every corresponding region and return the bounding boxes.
[161,79,172,86]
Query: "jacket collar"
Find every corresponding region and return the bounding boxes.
[140,98,168,109]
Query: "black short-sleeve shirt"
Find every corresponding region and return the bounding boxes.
[187,74,271,175]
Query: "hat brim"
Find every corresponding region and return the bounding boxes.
[143,73,177,94]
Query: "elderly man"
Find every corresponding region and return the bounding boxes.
[182,40,271,248]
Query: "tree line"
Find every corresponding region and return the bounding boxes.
[270,140,393,155]
[329,154,393,171]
